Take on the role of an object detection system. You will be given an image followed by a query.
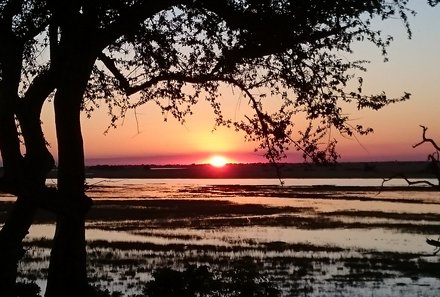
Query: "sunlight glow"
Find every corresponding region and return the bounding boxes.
[209,155,228,167]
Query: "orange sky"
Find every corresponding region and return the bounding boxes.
[39,2,440,165]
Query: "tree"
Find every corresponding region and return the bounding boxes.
[0,1,53,295]
[0,1,438,296]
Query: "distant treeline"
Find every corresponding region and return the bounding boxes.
[80,161,435,179]
[1,161,434,179]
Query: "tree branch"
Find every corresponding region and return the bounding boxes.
[382,125,439,189]
[413,125,440,151]
[98,62,225,96]
[97,53,131,92]
[381,174,437,188]
[97,0,179,49]
[20,68,56,111]
[195,1,351,67]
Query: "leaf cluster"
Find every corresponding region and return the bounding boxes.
[2,0,437,164]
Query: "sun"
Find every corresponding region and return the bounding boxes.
[208,155,228,168]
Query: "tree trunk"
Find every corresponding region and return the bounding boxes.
[0,196,36,296]
[0,86,25,296]
[45,92,89,296]
[0,106,22,183]
[0,35,30,297]
[17,70,56,187]
[0,36,24,187]
[45,49,95,296]
[0,84,55,296]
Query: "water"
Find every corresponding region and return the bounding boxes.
[86,177,438,187]
[2,178,440,296]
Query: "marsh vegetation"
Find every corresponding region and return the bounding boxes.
[1,179,439,296]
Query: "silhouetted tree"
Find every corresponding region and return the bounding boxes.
[0,2,53,296]
[0,1,439,296]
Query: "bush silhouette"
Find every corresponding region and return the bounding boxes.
[15,282,41,297]
[143,260,280,297]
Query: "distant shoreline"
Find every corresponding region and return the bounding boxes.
[78,161,436,179]
[0,161,436,180]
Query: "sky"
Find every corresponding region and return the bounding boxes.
[40,2,440,165]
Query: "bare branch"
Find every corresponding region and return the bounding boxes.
[413,125,440,151]
[382,126,439,189]
[381,174,437,188]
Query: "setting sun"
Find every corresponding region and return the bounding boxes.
[208,155,228,167]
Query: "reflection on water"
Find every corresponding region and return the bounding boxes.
[26,224,434,254]
[86,177,439,187]
[3,178,440,296]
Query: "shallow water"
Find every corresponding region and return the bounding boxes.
[3,178,440,296]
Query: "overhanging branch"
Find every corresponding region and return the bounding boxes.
[98,53,131,93]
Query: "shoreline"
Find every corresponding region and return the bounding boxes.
[81,161,437,179]
[1,161,436,179]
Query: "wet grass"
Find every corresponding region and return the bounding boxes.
[181,184,440,204]
[3,191,439,235]
[6,184,440,296]
[81,204,440,235]
[18,236,440,296]
[324,210,440,222]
